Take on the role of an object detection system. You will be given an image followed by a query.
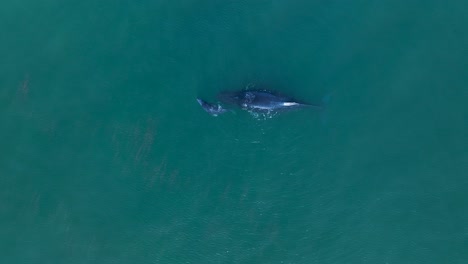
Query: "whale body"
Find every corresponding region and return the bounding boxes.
[217,90,321,113]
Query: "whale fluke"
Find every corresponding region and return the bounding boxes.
[196,98,227,117]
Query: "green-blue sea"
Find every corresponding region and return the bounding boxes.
[1,1,467,263]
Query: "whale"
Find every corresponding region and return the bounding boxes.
[196,98,228,117]
[217,90,321,113]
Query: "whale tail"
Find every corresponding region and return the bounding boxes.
[318,92,333,124]
[298,92,332,111]
[321,92,333,107]
[301,103,323,110]
[196,98,230,117]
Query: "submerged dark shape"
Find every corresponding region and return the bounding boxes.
[196,98,227,117]
[217,89,321,113]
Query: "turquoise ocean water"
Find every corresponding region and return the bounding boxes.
[1,1,467,263]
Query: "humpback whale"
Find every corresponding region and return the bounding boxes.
[217,90,322,113]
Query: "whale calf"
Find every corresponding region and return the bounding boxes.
[196,98,227,117]
[217,90,321,113]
